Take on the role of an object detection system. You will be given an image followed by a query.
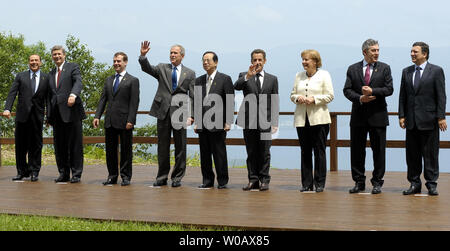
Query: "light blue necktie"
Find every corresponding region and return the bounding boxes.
[113,73,120,94]
[172,66,177,91]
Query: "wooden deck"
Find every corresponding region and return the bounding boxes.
[1,164,450,231]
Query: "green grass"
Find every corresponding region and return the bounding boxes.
[0,214,238,231]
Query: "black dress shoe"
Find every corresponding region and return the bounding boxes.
[349,184,365,194]
[315,187,324,193]
[372,186,382,194]
[242,182,259,191]
[198,184,213,188]
[54,176,70,183]
[300,186,313,192]
[171,181,181,187]
[70,177,81,183]
[121,180,130,186]
[428,187,439,196]
[259,183,269,191]
[12,175,26,181]
[30,174,39,182]
[153,180,168,187]
[403,185,421,195]
[103,179,117,185]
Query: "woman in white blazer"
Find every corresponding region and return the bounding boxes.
[290,49,334,192]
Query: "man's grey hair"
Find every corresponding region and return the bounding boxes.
[171,44,185,56]
[51,45,66,55]
[362,39,378,52]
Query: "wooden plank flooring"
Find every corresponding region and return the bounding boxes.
[1,164,449,231]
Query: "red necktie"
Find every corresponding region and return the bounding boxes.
[56,68,61,88]
[364,64,370,85]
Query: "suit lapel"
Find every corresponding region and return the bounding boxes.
[369,63,379,85]
[251,74,261,94]
[201,75,207,99]
[52,63,67,91]
[33,73,46,96]
[405,65,415,92]
[50,68,57,90]
[58,63,67,90]
[260,72,269,93]
[107,75,114,97]
[208,72,220,95]
[178,65,188,89]
[358,61,365,85]
[416,63,431,94]
[114,73,128,96]
[165,64,174,92]
[25,71,34,96]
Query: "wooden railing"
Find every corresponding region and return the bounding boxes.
[1,111,450,171]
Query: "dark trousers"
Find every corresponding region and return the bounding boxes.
[406,126,439,189]
[243,129,272,184]
[53,108,83,179]
[156,114,186,183]
[105,127,133,181]
[198,130,229,186]
[350,126,386,187]
[296,119,329,189]
[15,108,43,176]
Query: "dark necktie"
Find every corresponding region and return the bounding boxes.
[31,72,37,95]
[113,73,120,94]
[256,73,262,93]
[364,64,371,85]
[56,68,61,88]
[413,66,422,90]
[172,66,177,91]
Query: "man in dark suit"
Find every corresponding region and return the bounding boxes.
[48,45,86,183]
[343,39,394,194]
[3,54,49,182]
[399,42,447,196]
[194,51,234,189]
[93,52,140,186]
[139,41,195,188]
[234,49,279,191]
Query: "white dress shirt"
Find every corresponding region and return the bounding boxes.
[55,61,76,97]
[113,71,127,87]
[30,69,41,93]
[412,61,427,82]
[245,70,264,89]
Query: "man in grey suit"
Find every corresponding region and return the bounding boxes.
[399,42,447,196]
[139,41,195,188]
[93,52,140,186]
[48,45,86,183]
[234,49,279,191]
[3,54,49,182]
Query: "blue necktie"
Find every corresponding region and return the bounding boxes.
[413,66,422,90]
[172,66,177,91]
[113,73,120,94]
